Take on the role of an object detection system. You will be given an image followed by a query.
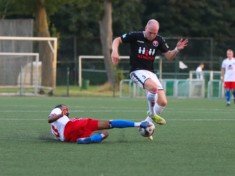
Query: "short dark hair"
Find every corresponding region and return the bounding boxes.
[54,104,68,109]
[54,104,64,109]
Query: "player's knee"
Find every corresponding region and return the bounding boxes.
[151,87,158,93]
[144,80,158,93]
[102,130,109,139]
[158,99,167,107]
[98,120,110,129]
[147,87,158,94]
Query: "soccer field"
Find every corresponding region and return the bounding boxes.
[0,97,235,176]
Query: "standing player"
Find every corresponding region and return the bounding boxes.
[221,49,235,106]
[48,104,151,144]
[111,19,188,125]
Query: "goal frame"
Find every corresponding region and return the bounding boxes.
[78,55,129,87]
[0,36,58,88]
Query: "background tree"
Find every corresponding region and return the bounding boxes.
[142,0,235,56]
[51,0,144,86]
[1,0,234,86]
[99,0,114,86]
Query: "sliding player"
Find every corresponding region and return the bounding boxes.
[48,104,150,144]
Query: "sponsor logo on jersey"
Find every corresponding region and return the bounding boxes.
[137,47,155,61]
[152,40,159,47]
[138,47,155,56]
[228,64,233,70]
[122,34,127,38]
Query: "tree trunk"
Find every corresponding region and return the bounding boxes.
[35,0,54,88]
[99,0,115,86]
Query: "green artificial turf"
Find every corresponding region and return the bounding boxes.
[0,97,234,176]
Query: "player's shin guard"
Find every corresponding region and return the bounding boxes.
[90,133,103,143]
[154,104,165,115]
[109,120,135,128]
[146,91,158,115]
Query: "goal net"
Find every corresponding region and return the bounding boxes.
[78,55,130,87]
[0,53,40,95]
[0,36,57,96]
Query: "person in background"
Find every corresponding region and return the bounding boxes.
[221,49,235,106]
[196,63,205,80]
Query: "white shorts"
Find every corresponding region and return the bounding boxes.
[130,70,163,90]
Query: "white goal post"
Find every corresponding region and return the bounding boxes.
[0,36,58,89]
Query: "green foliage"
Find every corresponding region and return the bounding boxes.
[0,0,13,18]
[2,0,234,40]
[0,0,88,17]
[143,0,235,39]
[112,0,144,35]
[115,68,125,84]
[1,0,234,65]
[51,0,103,36]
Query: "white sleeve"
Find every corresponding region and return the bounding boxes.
[221,60,226,69]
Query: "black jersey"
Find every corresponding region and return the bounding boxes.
[121,31,169,72]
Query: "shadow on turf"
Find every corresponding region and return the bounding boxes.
[38,133,60,143]
[38,133,152,145]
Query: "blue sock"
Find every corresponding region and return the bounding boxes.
[77,137,92,144]
[77,133,103,144]
[109,120,134,128]
[90,133,103,143]
[225,90,231,102]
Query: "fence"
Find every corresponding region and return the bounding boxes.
[56,36,234,86]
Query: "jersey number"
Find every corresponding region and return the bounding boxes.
[51,125,60,138]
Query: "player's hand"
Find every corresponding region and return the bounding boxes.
[176,38,188,50]
[221,76,224,82]
[48,113,63,123]
[61,106,69,116]
[111,51,120,65]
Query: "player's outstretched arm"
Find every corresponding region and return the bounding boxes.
[221,68,225,82]
[111,37,122,65]
[164,38,188,61]
[48,113,63,123]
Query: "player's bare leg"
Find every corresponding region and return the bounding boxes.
[144,79,166,125]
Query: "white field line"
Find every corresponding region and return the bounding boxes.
[0,108,234,113]
[0,118,234,121]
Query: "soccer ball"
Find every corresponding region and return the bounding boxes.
[139,121,155,137]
